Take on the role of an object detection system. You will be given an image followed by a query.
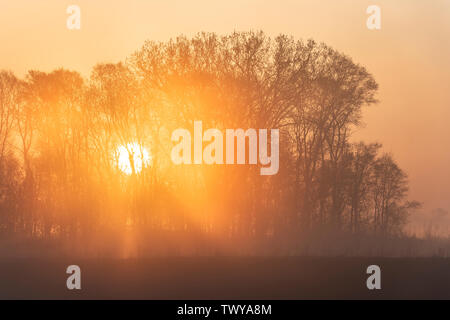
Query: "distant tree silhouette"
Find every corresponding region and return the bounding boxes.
[0,31,424,256]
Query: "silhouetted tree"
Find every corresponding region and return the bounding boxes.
[0,31,423,256]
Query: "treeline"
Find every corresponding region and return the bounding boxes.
[0,31,421,255]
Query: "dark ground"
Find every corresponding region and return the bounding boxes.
[0,257,449,299]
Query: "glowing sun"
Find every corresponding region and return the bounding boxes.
[116,143,151,175]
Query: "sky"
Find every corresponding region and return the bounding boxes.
[0,0,449,219]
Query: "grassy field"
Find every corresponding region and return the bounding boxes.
[1,257,449,299]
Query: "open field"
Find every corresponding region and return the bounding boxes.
[1,257,449,299]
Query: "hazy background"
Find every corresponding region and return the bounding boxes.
[1,0,449,233]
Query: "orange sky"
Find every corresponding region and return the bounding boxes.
[1,0,449,216]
